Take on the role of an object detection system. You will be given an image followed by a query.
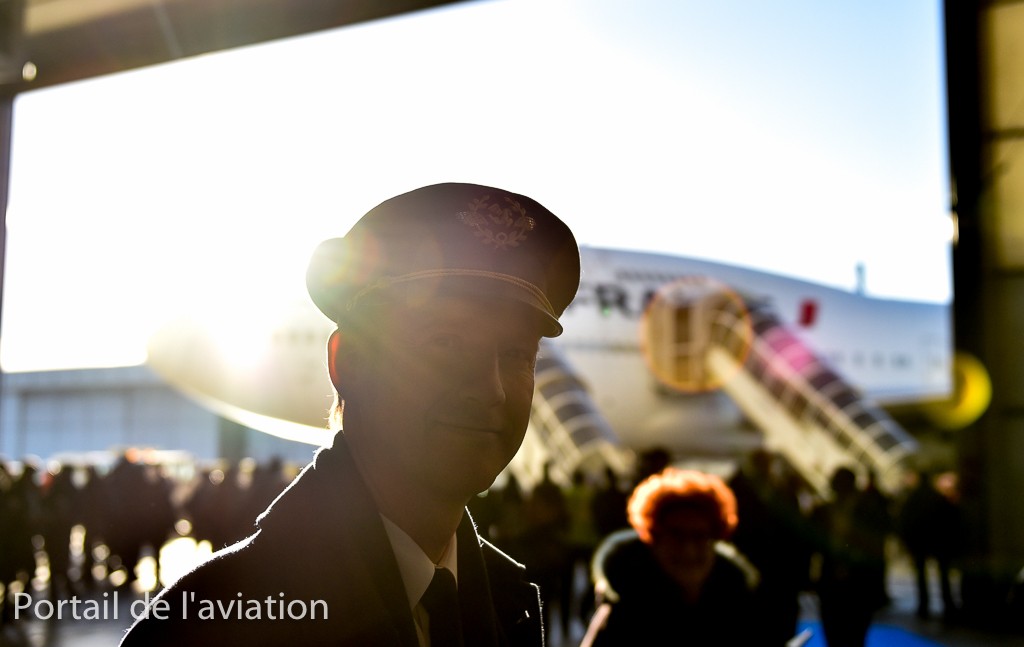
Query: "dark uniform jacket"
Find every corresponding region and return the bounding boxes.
[583,530,760,646]
[119,437,544,646]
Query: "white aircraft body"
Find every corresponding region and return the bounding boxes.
[146,246,952,493]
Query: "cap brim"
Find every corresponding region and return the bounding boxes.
[350,273,564,338]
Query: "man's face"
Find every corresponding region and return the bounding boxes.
[345,294,544,502]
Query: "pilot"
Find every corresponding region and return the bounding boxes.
[119,182,580,647]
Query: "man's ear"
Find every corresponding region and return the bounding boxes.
[327,329,347,393]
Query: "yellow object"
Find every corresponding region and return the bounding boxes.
[923,351,992,429]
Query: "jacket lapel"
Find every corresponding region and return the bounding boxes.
[456,512,503,647]
[261,440,420,646]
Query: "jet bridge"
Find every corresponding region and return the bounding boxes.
[643,280,918,496]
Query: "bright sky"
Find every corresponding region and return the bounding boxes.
[0,0,951,372]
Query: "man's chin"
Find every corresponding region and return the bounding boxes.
[432,457,511,501]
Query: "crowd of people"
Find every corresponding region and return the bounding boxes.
[466,449,969,646]
[0,450,294,627]
[1,444,969,646]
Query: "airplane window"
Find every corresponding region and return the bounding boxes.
[892,354,912,368]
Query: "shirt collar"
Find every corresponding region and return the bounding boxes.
[380,514,458,611]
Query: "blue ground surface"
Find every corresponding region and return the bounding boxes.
[798,621,943,647]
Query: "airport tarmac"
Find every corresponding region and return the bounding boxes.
[1,544,1020,647]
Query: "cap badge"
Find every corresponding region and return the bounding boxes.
[457,195,536,250]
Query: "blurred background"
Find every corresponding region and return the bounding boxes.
[0,1,1021,645]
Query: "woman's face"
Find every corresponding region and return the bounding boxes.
[650,506,718,597]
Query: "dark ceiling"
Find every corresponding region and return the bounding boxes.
[11,0,468,93]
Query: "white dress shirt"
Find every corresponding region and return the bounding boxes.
[380,515,458,647]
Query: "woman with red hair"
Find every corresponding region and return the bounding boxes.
[581,468,760,645]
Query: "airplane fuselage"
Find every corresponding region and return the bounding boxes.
[145,246,952,460]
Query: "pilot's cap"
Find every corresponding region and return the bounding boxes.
[306,183,580,337]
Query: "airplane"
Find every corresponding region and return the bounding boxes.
[146,245,955,496]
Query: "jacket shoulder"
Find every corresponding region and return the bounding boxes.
[479,538,544,647]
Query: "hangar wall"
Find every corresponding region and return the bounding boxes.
[0,365,318,466]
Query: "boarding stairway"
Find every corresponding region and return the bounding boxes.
[520,341,634,483]
[644,282,918,496]
[522,281,918,495]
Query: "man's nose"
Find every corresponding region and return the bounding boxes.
[458,352,506,406]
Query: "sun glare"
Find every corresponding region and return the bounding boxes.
[2,0,950,373]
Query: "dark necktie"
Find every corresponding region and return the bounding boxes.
[420,567,463,647]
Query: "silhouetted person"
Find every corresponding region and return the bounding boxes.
[728,449,812,646]
[857,469,895,610]
[810,467,879,647]
[40,465,77,598]
[239,457,290,534]
[490,472,528,558]
[104,452,176,588]
[75,464,108,589]
[591,467,629,538]
[632,447,671,487]
[184,463,249,549]
[521,463,569,636]
[466,485,502,544]
[563,468,600,634]
[1,461,42,624]
[897,469,965,620]
[13,462,42,565]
